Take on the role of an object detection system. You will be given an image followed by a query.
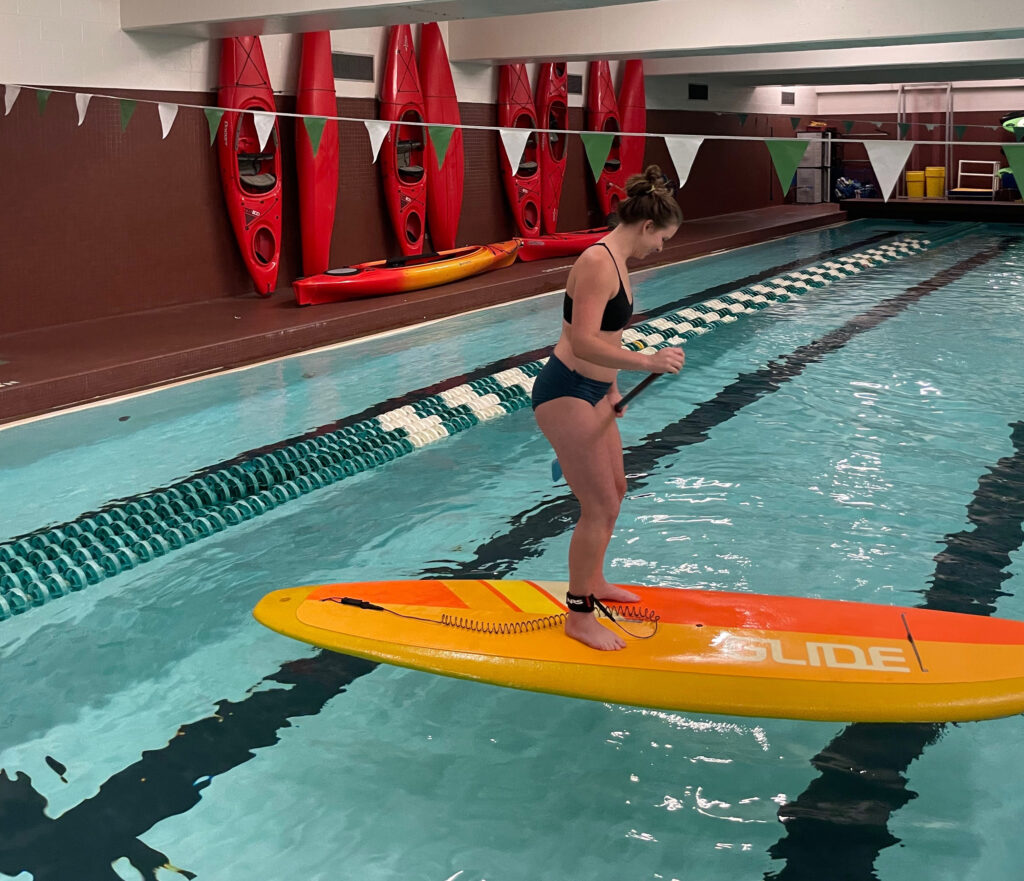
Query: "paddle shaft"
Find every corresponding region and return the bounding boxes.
[614,372,658,413]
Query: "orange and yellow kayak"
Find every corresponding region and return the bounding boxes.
[292,240,518,306]
[254,579,1024,723]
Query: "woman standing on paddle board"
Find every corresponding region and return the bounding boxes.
[532,166,685,651]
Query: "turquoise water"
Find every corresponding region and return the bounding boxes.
[2,219,1023,880]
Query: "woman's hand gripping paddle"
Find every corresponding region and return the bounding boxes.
[550,373,660,483]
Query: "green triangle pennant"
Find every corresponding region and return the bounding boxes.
[303,116,327,157]
[843,120,855,134]
[1003,144,1024,193]
[898,122,911,137]
[204,108,225,145]
[36,89,51,115]
[737,113,748,127]
[766,138,810,196]
[1017,127,1024,143]
[581,131,615,181]
[119,99,136,132]
[790,116,801,131]
[955,125,967,140]
[428,125,455,168]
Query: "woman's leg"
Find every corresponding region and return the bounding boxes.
[535,396,632,650]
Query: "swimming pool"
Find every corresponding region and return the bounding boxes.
[2,218,1022,880]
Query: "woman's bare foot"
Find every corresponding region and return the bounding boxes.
[593,582,640,603]
[565,612,626,650]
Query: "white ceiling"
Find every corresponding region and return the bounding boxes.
[122,0,1024,87]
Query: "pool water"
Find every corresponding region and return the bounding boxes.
[1,219,1023,881]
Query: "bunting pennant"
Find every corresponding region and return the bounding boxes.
[119,99,136,132]
[36,89,51,115]
[580,131,614,181]
[252,111,275,151]
[1004,144,1024,188]
[790,116,801,131]
[364,119,390,162]
[864,140,914,202]
[500,127,534,174]
[873,121,884,130]
[955,125,967,140]
[75,93,93,126]
[428,124,455,168]
[303,116,327,157]
[843,120,855,134]
[765,138,810,196]
[898,122,911,138]
[204,108,224,145]
[736,113,748,127]
[4,84,20,115]
[925,123,936,133]
[157,102,178,139]
[663,135,704,188]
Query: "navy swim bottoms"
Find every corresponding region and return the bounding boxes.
[531,354,613,409]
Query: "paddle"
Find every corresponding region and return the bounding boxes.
[550,373,660,483]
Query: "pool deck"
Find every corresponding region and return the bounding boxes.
[0,203,844,425]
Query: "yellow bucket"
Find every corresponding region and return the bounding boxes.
[906,170,925,198]
[925,166,946,198]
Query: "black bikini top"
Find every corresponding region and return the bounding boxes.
[563,243,633,332]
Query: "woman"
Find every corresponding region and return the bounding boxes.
[532,166,685,651]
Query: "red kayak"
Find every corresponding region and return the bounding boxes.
[296,31,340,277]
[535,62,569,235]
[293,241,519,306]
[381,25,427,256]
[618,59,646,181]
[217,36,282,296]
[419,22,464,252]
[514,227,608,262]
[586,60,627,222]
[497,64,542,237]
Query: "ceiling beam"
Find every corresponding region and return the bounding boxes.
[120,0,654,39]
[448,0,1024,63]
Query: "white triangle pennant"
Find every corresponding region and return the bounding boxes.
[499,127,531,172]
[75,92,93,126]
[663,135,704,188]
[864,140,915,202]
[4,84,21,115]
[157,102,178,139]
[252,111,276,151]
[364,119,390,163]
[75,93,94,126]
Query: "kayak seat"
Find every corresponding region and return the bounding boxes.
[238,152,278,193]
[399,165,424,175]
[517,161,539,174]
[398,140,424,151]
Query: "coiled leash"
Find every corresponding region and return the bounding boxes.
[323,593,659,640]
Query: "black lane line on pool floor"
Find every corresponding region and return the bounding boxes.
[0,235,1002,878]
[0,652,378,881]
[763,420,1024,881]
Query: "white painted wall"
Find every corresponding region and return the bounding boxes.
[647,79,819,116]
[817,81,1024,115]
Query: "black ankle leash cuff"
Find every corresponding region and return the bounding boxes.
[566,592,596,613]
